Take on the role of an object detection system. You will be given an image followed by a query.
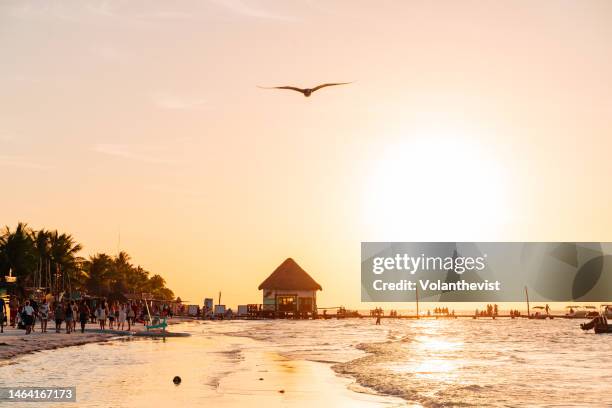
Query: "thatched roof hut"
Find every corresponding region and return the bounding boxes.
[258,258,322,291]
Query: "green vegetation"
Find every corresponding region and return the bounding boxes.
[0,222,174,300]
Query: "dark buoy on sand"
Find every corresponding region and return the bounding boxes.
[173,376,181,385]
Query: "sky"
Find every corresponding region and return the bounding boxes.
[1,0,612,309]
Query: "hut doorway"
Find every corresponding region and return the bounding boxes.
[298,297,313,312]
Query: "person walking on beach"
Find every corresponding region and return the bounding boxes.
[118,304,127,330]
[54,302,65,333]
[64,301,74,334]
[114,305,120,328]
[0,297,6,333]
[79,301,90,333]
[39,298,49,333]
[90,304,97,323]
[127,303,135,331]
[96,304,106,330]
[71,301,78,332]
[108,304,115,329]
[22,300,35,334]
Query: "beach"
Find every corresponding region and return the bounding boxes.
[2,318,611,407]
[0,327,114,360]
[0,317,192,360]
[0,320,404,407]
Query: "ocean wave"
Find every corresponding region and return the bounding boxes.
[219,319,612,406]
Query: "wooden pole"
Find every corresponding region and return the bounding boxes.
[525,286,530,317]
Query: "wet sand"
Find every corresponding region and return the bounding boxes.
[209,335,405,408]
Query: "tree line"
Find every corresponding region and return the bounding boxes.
[0,222,175,301]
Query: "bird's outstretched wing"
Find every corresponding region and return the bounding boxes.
[311,82,353,93]
[257,85,306,94]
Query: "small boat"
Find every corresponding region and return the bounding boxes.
[602,305,612,319]
[581,315,612,334]
[565,306,587,318]
[141,299,190,338]
[584,306,599,318]
[529,306,553,319]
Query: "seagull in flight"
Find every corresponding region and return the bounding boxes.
[257,82,352,97]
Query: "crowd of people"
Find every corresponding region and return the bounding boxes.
[433,307,454,316]
[0,296,175,335]
[475,304,499,317]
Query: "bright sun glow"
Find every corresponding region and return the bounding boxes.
[362,125,512,240]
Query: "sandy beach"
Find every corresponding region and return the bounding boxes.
[0,317,193,361]
[0,326,114,360]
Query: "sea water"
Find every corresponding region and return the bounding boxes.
[1,318,610,407]
[229,318,612,407]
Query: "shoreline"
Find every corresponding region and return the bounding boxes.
[208,323,407,407]
[1,320,406,407]
[0,327,115,361]
[0,317,193,362]
[216,321,407,406]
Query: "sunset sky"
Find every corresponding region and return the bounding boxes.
[1,1,611,309]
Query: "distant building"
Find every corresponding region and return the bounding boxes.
[258,258,322,316]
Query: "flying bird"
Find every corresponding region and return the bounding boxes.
[257,82,352,97]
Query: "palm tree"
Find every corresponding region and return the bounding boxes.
[0,222,37,294]
[84,253,114,297]
[1,222,176,301]
[109,251,132,301]
[147,274,174,300]
[48,231,83,297]
[125,265,149,294]
[31,229,51,290]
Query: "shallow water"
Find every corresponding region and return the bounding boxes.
[1,318,610,407]
[0,321,399,407]
[1,322,243,407]
[230,318,612,407]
